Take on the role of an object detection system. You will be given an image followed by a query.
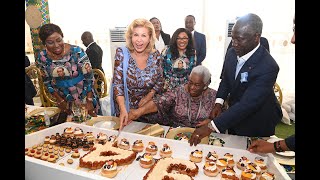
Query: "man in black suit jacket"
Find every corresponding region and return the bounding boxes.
[81,31,104,72]
[185,15,206,66]
[189,13,282,146]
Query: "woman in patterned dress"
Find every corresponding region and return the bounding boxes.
[162,28,196,91]
[128,65,217,128]
[37,23,100,117]
[110,19,164,129]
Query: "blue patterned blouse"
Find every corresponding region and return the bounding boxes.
[162,46,196,91]
[36,44,100,112]
[112,47,164,117]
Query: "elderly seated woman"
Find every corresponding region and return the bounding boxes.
[128,65,217,128]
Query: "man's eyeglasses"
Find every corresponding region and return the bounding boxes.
[177,37,189,41]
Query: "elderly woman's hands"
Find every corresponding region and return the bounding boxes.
[138,90,155,107]
[128,109,141,121]
[119,109,129,130]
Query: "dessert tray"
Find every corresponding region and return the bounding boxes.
[25,122,291,180]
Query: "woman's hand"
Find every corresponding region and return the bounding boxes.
[138,91,154,107]
[128,109,141,121]
[119,109,129,131]
[86,101,97,117]
[196,119,211,127]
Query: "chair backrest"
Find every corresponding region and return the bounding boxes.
[273,82,283,105]
[93,68,108,98]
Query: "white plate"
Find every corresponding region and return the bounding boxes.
[267,137,295,157]
[93,120,116,129]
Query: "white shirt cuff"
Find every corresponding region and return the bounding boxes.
[215,98,224,105]
[211,121,220,133]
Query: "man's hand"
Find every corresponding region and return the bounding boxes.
[248,139,275,153]
[189,124,213,146]
[196,119,211,127]
[210,103,222,119]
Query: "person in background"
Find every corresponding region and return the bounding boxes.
[37,23,100,117]
[185,15,206,66]
[162,28,196,91]
[248,15,295,153]
[128,65,217,128]
[189,13,282,146]
[81,31,104,73]
[25,55,37,105]
[149,17,170,54]
[110,18,164,129]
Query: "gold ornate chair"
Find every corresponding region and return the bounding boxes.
[273,82,283,105]
[93,69,108,98]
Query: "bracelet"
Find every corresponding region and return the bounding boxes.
[274,141,284,152]
[57,99,65,105]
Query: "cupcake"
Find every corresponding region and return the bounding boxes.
[189,149,203,163]
[118,138,130,150]
[203,160,219,177]
[205,151,218,162]
[84,132,95,142]
[236,156,251,171]
[73,127,84,138]
[139,153,155,169]
[223,153,235,167]
[241,169,257,180]
[246,162,262,178]
[44,136,50,144]
[221,166,239,180]
[159,144,172,158]
[100,160,118,178]
[216,158,228,171]
[260,171,275,180]
[145,141,158,155]
[96,132,107,144]
[132,140,144,152]
[254,157,267,172]
[63,127,74,137]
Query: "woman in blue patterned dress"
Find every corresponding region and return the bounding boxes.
[162,28,196,91]
[37,23,100,117]
[110,18,164,129]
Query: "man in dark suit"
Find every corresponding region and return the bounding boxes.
[189,13,283,146]
[185,15,206,66]
[220,36,270,79]
[81,31,104,72]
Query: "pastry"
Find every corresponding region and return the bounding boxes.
[84,132,95,142]
[223,153,235,167]
[132,140,144,152]
[44,136,50,144]
[65,147,72,153]
[205,150,218,162]
[28,149,36,157]
[59,163,65,166]
[25,148,30,155]
[254,157,267,172]
[59,151,65,157]
[237,156,251,171]
[246,162,262,178]
[216,158,228,171]
[107,135,117,142]
[67,159,73,164]
[189,149,203,163]
[203,160,219,177]
[79,142,137,170]
[241,169,257,180]
[145,141,158,155]
[47,154,56,163]
[96,132,108,143]
[260,171,275,180]
[159,143,172,158]
[100,160,118,178]
[221,166,239,180]
[63,127,74,137]
[143,157,199,180]
[34,151,42,159]
[139,153,155,169]
[73,127,84,138]
[71,150,80,158]
[118,138,130,150]
[41,153,49,161]
[49,136,56,145]
[37,146,42,151]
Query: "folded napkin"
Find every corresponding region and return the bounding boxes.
[135,123,164,137]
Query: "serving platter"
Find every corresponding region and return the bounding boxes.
[165,127,209,144]
[86,116,120,130]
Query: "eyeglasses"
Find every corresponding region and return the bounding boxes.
[177,37,189,41]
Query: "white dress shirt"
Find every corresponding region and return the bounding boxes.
[155,34,165,53]
[211,43,261,133]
